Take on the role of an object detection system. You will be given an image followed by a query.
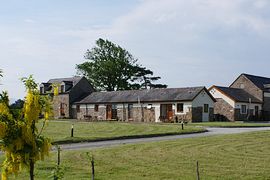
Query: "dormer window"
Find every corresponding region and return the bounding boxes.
[60,85,65,93]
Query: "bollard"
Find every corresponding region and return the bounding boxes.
[91,155,95,180]
[181,121,184,130]
[71,124,74,137]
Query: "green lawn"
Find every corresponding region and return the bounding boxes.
[38,120,204,144]
[189,121,270,127]
[2,130,270,179]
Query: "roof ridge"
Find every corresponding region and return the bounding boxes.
[242,73,270,80]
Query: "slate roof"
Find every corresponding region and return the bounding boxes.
[47,77,82,86]
[41,77,83,93]
[242,73,270,91]
[77,86,211,104]
[212,86,262,104]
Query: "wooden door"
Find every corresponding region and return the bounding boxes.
[60,103,65,116]
[167,104,173,121]
[106,105,112,119]
[106,105,112,120]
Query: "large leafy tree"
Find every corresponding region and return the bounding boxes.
[76,38,167,91]
[0,75,52,180]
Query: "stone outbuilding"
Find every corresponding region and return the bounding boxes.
[209,86,262,121]
[40,77,94,119]
[210,73,270,121]
[73,86,215,122]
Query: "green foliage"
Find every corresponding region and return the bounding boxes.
[0,69,3,77]
[76,38,167,91]
[0,91,9,106]
[50,164,64,180]
[21,75,38,91]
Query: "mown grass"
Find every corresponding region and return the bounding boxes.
[189,121,270,127]
[38,120,204,144]
[1,130,270,179]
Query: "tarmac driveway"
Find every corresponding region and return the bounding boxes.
[58,127,270,151]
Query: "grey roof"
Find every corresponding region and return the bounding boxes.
[47,77,82,86]
[213,86,262,103]
[77,86,210,104]
[242,74,270,91]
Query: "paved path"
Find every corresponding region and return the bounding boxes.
[57,127,270,151]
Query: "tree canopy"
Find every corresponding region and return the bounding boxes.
[76,38,167,91]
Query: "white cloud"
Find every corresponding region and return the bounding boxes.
[1,0,270,99]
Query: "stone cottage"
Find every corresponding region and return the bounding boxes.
[40,77,94,119]
[210,73,270,121]
[73,86,215,122]
[209,86,262,121]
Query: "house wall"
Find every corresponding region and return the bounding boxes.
[235,102,262,121]
[73,91,214,123]
[263,93,270,119]
[192,89,215,122]
[53,94,69,119]
[230,75,263,101]
[210,88,235,107]
[69,77,95,118]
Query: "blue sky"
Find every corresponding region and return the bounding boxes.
[1,0,270,100]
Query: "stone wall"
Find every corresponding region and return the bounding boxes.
[76,106,106,121]
[214,99,234,121]
[174,111,192,123]
[52,94,69,119]
[132,107,143,122]
[230,75,263,101]
[143,108,156,122]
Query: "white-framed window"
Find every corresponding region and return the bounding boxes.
[241,105,247,114]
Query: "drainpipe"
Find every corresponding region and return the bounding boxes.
[247,98,251,121]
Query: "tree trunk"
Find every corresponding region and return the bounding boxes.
[30,159,35,180]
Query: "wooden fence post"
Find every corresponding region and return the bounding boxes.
[91,155,95,180]
[57,146,61,166]
[196,161,200,180]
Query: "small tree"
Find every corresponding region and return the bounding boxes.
[132,66,167,89]
[0,75,52,180]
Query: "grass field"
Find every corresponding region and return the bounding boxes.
[38,120,205,144]
[2,130,270,179]
[189,121,270,127]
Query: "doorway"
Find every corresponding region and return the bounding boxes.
[160,104,173,122]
